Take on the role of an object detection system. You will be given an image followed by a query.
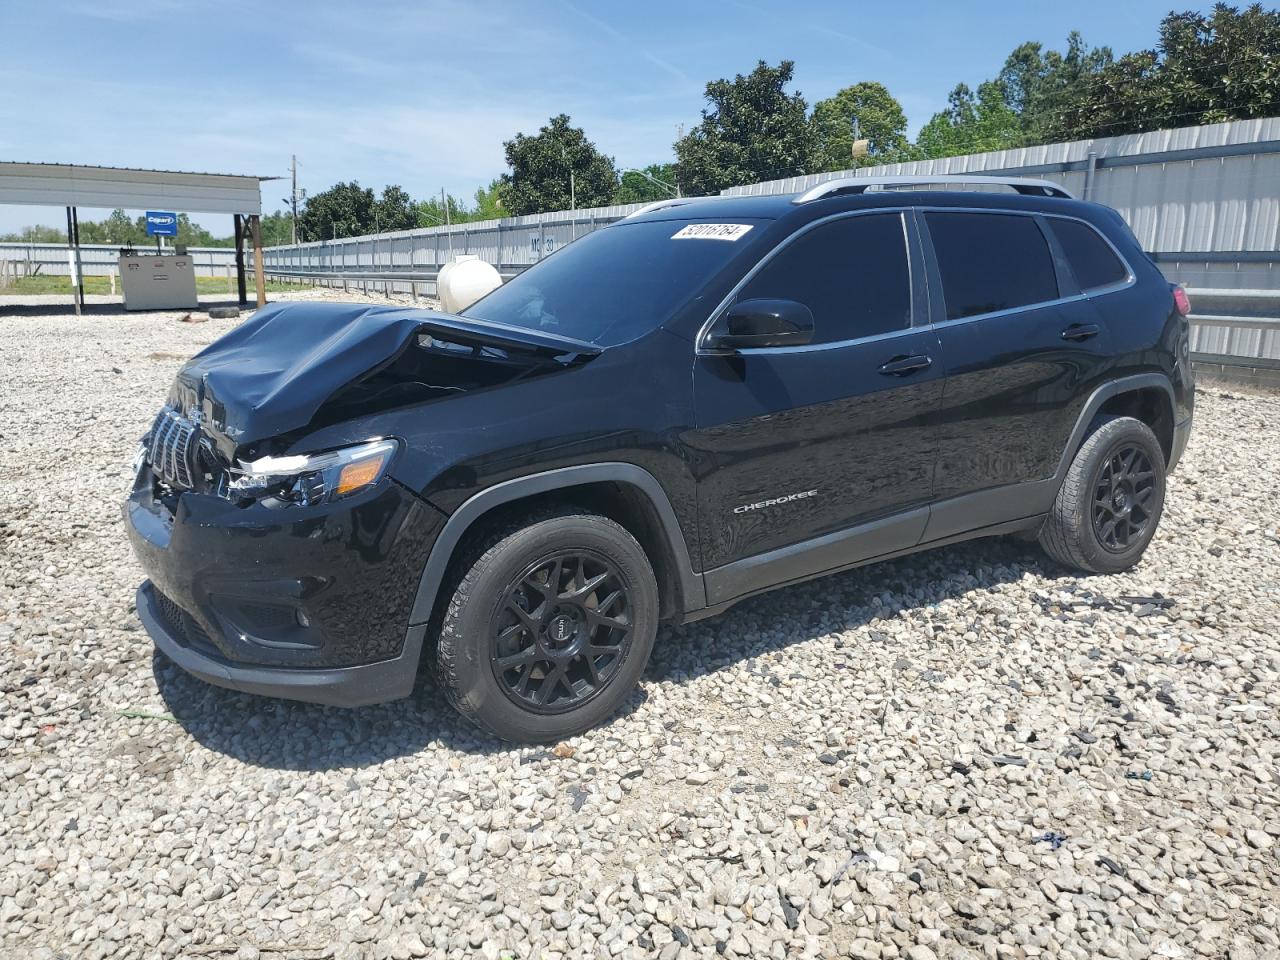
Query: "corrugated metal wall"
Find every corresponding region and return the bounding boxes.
[0,242,238,278]
[256,118,1280,295]
[256,202,646,288]
[726,117,1280,294]
[7,119,1276,366]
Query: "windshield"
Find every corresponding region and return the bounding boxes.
[462,218,766,346]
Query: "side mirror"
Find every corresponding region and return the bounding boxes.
[703,298,815,352]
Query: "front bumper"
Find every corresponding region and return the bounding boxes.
[136,582,427,706]
[125,468,445,706]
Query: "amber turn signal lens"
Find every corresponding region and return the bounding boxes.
[335,455,387,495]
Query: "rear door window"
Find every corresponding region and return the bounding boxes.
[1048,217,1129,291]
[925,212,1058,320]
[736,212,911,344]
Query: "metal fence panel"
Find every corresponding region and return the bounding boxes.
[10,119,1280,368]
[0,242,237,278]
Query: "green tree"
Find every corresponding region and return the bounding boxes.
[471,179,505,220]
[173,213,232,247]
[997,33,1113,143]
[103,209,145,244]
[258,210,295,246]
[498,114,618,215]
[373,185,417,233]
[613,163,679,204]
[416,193,473,228]
[915,81,1024,159]
[1051,4,1280,141]
[299,181,377,240]
[675,60,817,196]
[812,82,910,171]
[0,224,66,243]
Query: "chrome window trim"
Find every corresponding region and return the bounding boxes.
[695,208,914,356]
[695,205,1140,354]
[917,207,1137,328]
[716,322,927,357]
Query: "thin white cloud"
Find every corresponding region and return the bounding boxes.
[72,0,185,21]
[558,0,693,86]
[719,0,895,61]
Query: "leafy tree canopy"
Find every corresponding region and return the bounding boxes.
[1049,3,1280,140]
[417,180,506,228]
[914,81,1024,159]
[812,82,910,171]
[374,185,417,234]
[258,210,294,247]
[674,60,817,196]
[613,163,679,204]
[996,32,1113,143]
[471,179,505,220]
[498,114,618,215]
[2,210,233,247]
[0,224,67,243]
[298,181,377,241]
[416,193,472,229]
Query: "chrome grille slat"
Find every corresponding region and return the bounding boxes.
[147,408,197,489]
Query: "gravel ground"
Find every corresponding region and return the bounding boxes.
[2,300,1278,960]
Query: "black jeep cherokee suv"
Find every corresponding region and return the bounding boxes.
[126,175,1193,742]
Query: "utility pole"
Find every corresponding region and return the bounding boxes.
[442,187,453,257]
[289,154,301,244]
[562,143,576,211]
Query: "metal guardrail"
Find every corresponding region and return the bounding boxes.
[259,264,531,298]
[1186,288,1280,299]
[258,271,1280,371]
[263,266,526,282]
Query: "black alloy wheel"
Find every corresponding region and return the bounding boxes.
[1039,414,1166,574]
[1092,445,1157,553]
[491,551,634,713]
[435,509,658,742]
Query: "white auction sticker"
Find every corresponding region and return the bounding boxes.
[671,223,754,241]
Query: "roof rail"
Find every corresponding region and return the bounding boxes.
[792,174,1074,204]
[622,195,734,219]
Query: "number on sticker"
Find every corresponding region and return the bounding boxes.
[671,224,754,241]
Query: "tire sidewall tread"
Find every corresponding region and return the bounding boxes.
[435,509,658,743]
[1040,415,1167,574]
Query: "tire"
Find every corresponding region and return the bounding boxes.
[435,509,658,743]
[1039,415,1166,574]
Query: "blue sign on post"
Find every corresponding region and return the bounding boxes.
[145,211,178,237]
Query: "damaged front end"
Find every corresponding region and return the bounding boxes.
[139,301,600,505]
[124,302,601,701]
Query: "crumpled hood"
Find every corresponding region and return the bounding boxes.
[167,301,598,457]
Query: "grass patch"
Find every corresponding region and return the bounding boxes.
[0,275,304,295]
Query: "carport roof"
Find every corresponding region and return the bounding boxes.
[0,161,275,215]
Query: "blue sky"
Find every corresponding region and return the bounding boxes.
[1,0,1181,234]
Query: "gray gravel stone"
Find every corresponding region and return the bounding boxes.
[2,299,1277,959]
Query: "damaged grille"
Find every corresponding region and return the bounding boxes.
[147,408,198,489]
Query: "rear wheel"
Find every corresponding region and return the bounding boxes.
[1040,415,1166,574]
[436,510,658,743]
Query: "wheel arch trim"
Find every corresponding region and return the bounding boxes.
[1053,373,1177,482]
[407,463,705,628]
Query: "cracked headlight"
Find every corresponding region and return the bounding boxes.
[228,438,398,506]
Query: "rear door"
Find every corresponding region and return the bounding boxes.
[919,208,1117,537]
[687,211,944,597]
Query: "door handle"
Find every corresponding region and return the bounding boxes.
[878,354,932,376]
[1061,323,1101,342]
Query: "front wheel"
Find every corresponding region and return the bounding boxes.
[435,510,658,743]
[1039,415,1167,574]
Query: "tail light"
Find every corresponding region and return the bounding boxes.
[1172,285,1191,317]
